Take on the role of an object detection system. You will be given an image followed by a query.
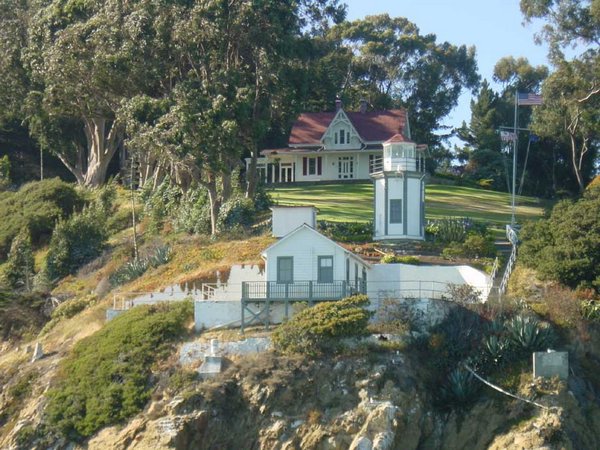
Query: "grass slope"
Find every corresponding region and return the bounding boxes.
[270,182,545,225]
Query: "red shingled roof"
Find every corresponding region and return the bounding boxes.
[384,133,414,144]
[289,109,408,145]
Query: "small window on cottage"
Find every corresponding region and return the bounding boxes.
[277,257,293,283]
[390,199,402,224]
[339,129,345,144]
[318,256,334,283]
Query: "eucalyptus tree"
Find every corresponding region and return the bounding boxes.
[0,0,175,186]
[328,14,480,150]
[532,54,599,192]
[122,0,345,235]
[520,0,599,192]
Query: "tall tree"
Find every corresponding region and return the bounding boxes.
[329,14,480,149]
[532,54,599,192]
[520,0,599,58]
[0,0,176,186]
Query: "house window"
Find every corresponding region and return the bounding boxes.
[318,256,334,283]
[277,257,293,283]
[390,199,402,224]
[335,129,348,145]
[302,156,322,176]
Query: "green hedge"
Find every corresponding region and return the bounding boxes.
[0,178,83,261]
[46,301,193,441]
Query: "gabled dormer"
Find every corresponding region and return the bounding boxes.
[321,109,363,150]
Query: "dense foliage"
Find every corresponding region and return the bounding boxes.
[2,227,34,290]
[319,221,373,243]
[272,295,372,356]
[519,186,600,291]
[0,178,83,260]
[44,185,115,281]
[426,217,496,260]
[45,302,193,440]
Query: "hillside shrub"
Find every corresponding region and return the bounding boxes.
[41,295,98,334]
[140,177,181,233]
[272,295,372,356]
[0,178,83,260]
[45,208,108,281]
[172,188,211,235]
[45,301,193,441]
[519,186,600,292]
[2,227,35,290]
[44,185,115,281]
[380,254,420,265]
[319,221,373,243]
[217,197,256,232]
[0,155,10,190]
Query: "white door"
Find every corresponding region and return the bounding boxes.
[338,156,354,179]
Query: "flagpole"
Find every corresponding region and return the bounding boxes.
[511,91,518,227]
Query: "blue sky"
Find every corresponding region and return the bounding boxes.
[344,0,551,138]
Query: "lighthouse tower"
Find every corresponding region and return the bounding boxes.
[371,134,426,240]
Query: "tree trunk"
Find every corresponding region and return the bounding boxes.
[56,117,122,187]
[246,146,258,199]
[570,134,585,193]
[82,118,122,187]
[205,177,220,236]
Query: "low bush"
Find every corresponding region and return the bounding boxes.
[0,178,83,260]
[442,233,496,260]
[45,301,193,441]
[380,254,420,265]
[374,297,423,334]
[272,295,372,356]
[41,295,98,334]
[319,221,373,243]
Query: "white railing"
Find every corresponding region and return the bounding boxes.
[201,283,219,300]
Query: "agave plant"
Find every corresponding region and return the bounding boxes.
[483,334,509,365]
[505,315,554,352]
[442,367,478,405]
[149,245,172,267]
[487,317,505,335]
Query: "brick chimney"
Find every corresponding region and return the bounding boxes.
[335,97,342,111]
[359,98,368,114]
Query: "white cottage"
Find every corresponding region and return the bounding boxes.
[240,224,369,303]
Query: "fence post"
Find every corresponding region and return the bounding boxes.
[309,281,313,302]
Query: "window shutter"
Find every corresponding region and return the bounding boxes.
[317,157,322,175]
[302,157,307,176]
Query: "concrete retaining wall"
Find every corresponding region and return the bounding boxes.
[194,300,302,331]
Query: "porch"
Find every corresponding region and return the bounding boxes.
[240,280,366,331]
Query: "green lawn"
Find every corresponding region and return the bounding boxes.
[269,182,546,226]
